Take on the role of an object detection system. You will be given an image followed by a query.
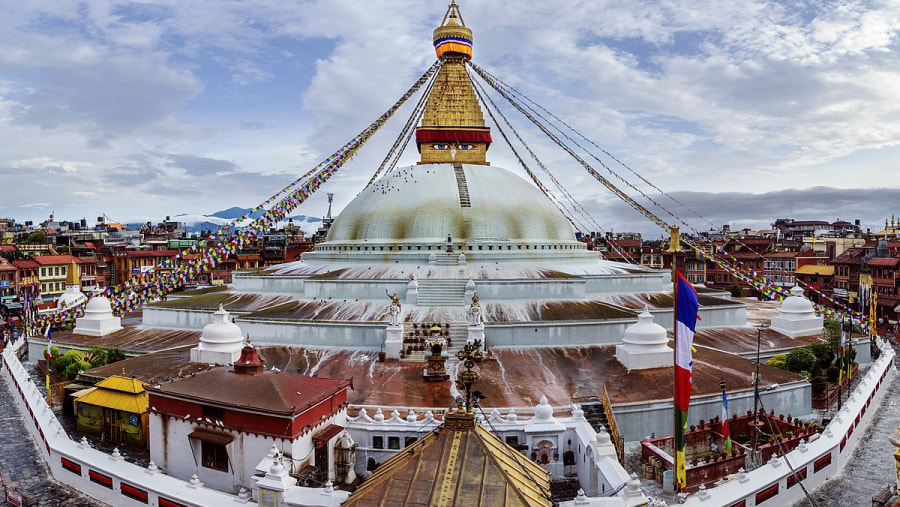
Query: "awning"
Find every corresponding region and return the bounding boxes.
[313,424,344,444]
[189,429,234,446]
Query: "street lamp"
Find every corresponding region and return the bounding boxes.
[751,324,767,466]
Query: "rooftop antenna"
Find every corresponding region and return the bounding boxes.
[326,193,334,220]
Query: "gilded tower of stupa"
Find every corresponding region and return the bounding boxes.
[416,1,492,165]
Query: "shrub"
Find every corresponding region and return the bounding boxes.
[766,354,788,370]
[785,348,817,374]
[87,347,108,367]
[807,343,834,371]
[106,348,126,363]
[729,284,742,297]
[826,365,840,383]
[62,359,92,381]
[810,376,827,397]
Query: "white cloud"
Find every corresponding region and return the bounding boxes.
[0,0,897,230]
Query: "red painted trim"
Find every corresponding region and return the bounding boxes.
[755,483,779,504]
[120,482,148,503]
[814,453,832,472]
[61,457,82,474]
[415,129,492,145]
[88,469,113,488]
[159,497,188,507]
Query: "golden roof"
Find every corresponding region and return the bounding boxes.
[66,259,80,285]
[795,264,835,276]
[74,375,148,414]
[343,411,552,506]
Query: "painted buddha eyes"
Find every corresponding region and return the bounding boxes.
[431,144,475,150]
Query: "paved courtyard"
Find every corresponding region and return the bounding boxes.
[798,350,900,506]
[0,361,107,507]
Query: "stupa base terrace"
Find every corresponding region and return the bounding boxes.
[139,260,746,350]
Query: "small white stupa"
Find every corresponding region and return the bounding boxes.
[56,260,87,310]
[190,303,244,365]
[616,307,672,370]
[769,285,823,338]
[73,287,123,336]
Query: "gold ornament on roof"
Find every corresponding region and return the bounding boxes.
[66,260,80,286]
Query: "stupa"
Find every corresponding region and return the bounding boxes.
[768,285,823,338]
[143,4,748,354]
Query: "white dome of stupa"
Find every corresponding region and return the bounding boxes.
[73,288,122,337]
[770,285,823,338]
[615,308,673,370]
[190,303,244,365]
[779,285,816,314]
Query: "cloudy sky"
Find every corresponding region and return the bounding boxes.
[2,0,899,237]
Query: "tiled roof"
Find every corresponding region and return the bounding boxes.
[11,259,39,269]
[868,257,900,268]
[154,366,350,416]
[33,255,79,265]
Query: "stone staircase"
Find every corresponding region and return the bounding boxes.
[453,163,471,207]
[415,278,468,306]
[400,321,469,359]
[579,401,610,432]
[431,252,460,265]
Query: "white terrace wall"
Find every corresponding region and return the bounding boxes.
[683,338,896,507]
[1,338,236,507]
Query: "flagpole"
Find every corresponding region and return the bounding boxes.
[670,226,680,492]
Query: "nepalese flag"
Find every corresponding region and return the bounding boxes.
[674,272,699,493]
[721,387,732,455]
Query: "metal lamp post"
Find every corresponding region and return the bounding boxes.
[751,324,766,467]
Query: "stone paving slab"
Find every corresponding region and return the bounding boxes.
[0,363,108,506]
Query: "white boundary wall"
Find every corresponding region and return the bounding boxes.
[1,338,346,507]
[683,338,896,507]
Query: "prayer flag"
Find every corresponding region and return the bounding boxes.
[674,272,698,493]
[721,381,732,455]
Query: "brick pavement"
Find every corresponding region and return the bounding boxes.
[0,363,107,507]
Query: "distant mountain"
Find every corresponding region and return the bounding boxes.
[132,208,323,235]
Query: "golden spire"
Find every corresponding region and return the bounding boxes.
[417,2,492,166]
[66,260,80,286]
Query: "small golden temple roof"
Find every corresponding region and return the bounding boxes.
[343,409,551,506]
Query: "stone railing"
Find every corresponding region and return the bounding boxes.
[684,338,896,506]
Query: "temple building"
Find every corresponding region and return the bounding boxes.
[148,338,352,495]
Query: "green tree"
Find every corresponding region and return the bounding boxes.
[822,319,842,358]
[22,230,49,244]
[807,342,834,372]
[766,354,788,370]
[728,284,742,297]
[785,348,816,374]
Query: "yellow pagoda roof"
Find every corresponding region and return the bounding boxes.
[74,374,148,414]
[343,411,551,506]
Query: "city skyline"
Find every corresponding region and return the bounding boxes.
[2,0,899,237]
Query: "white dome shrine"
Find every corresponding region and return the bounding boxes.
[305,163,596,261]
[73,289,122,337]
[190,303,245,365]
[769,285,823,338]
[615,308,672,370]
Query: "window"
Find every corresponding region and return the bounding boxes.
[372,436,384,449]
[388,436,400,449]
[201,441,228,472]
[505,436,519,446]
[405,437,417,447]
